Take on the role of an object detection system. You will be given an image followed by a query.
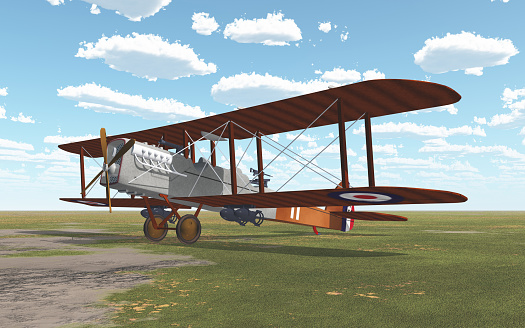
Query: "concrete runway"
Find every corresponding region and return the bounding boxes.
[0,229,213,328]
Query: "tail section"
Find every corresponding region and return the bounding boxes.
[273,205,354,232]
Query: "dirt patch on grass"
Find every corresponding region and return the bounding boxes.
[0,229,214,328]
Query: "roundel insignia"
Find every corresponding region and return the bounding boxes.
[328,191,404,204]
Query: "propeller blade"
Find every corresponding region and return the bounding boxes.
[80,139,135,196]
[108,139,135,167]
[100,128,108,164]
[83,170,103,193]
[105,172,112,213]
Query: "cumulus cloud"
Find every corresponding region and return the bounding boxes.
[286,133,317,142]
[0,138,34,151]
[414,31,519,75]
[0,87,7,96]
[411,104,459,115]
[10,113,35,123]
[90,4,100,15]
[46,0,65,5]
[474,116,487,125]
[0,148,72,163]
[211,72,334,107]
[223,12,301,46]
[301,145,356,157]
[353,122,486,138]
[340,32,349,42]
[362,69,385,80]
[485,87,525,128]
[318,22,331,33]
[57,83,206,121]
[362,144,398,155]
[76,33,217,81]
[192,12,219,35]
[44,134,98,144]
[419,138,525,160]
[80,0,171,21]
[370,156,479,172]
[320,68,361,84]
[519,127,525,146]
[0,106,6,119]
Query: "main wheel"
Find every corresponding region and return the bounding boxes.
[143,214,168,242]
[176,214,201,244]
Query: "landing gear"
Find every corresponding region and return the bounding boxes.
[141,196,203,244]
[143,215,168,242]
[176,214,201,245]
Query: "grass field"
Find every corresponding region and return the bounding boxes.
[0,211,523,327]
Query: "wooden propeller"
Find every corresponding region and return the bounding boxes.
[82,129,135,213]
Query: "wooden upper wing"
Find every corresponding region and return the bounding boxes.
[59,79,460,157]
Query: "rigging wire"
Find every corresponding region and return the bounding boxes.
[276,112,366,192]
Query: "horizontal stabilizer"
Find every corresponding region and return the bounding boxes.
[331,211,407,221]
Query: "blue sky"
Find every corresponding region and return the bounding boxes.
[1,0,524,211]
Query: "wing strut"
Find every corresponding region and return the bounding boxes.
[337,99,349,188]
[364,113,375,187]
[228,121,237,195]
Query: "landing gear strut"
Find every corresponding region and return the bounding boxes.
[141,195,203,244]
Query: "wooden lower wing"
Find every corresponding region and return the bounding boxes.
[172,186,467,208]
[60,198,191,209]
[330,211,407,221]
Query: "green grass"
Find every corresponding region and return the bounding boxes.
[1,211,524,327]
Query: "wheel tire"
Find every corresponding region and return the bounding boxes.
[143,214,168,242]
[176,214,201,244]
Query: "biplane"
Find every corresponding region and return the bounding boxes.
[59,79,467,244]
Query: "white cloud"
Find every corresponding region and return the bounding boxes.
[44,134,98,144]
[491,0,510,2]
[362,69,385,80]
[47,0,65,5]
[57,83,206,121]
[0,106,6,119]
[286,133,317,142]
[486,87,525,128]
[235,146,254,162]
[192,12,219,36]
[362,144,398,155]
[412,104,458,115]
[353,122,486,138]
[211,72,335,107]
[0,87,7,96]
[371,156,479,172]
[223,12,302,46]
[0,168,30,181]
[90,4,100,15]
[0,149,72,163]
[10,113,35,123]
[318,22,331,33]
[520,127,525,146]
[419,138,525,160]
[260,148,287,162]
[0,138,34,151]
[76,33,217,81]
[301,144,356,156]
[326,132,335,139]
[474,116,487,125]
[80,0,171,21]
[414,31,519,75]
[340,32,349,42]
[320,68,361,84]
